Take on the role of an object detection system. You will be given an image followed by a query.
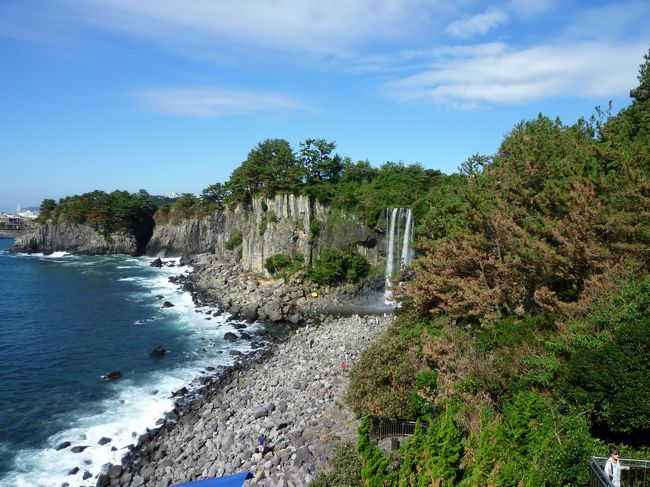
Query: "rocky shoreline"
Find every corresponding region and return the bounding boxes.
[91,257,391,487]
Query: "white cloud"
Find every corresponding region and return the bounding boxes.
[49,0,445,56]
[130,86,313,118]
[444,9,509,39]
[382,42,648,108]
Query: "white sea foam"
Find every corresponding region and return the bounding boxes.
[0,255,261,487]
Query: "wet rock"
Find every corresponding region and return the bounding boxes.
[102,370,122,381]
[97,437,112,445]
[162,301,175,308]
[70,445,89,453]
[149,345,166,358]
[223,332,238,342]
[56,441,71,451]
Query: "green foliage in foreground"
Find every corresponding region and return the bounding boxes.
[339,50,650,487]
[311,442,363,487]
[306,248,370,286]
[565,275,650,436]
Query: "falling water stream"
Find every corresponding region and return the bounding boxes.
[384,208,414,304]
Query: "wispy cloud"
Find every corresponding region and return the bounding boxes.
[381,42,648,108]
[444,9,509,39]
[15,0,444,57]
[130,86,313,118]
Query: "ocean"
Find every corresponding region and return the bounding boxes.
[0,239,257,487]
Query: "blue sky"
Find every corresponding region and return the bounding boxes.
[1,0,649,212]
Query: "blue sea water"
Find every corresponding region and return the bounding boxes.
[0,239,256,487]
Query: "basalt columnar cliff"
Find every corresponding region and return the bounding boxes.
[13,194,403,276]
[145,194,383,274]
[13,222,140,255]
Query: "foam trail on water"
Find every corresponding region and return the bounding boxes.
[0,255,261,487]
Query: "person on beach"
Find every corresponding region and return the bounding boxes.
[257,434,267,453]
[604,447,630,487]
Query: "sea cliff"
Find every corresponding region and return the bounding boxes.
[12,222,138,255]
[13,195,385,274]
[147,194,383,275]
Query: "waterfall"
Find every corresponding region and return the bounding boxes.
[400,208,414,267]
[384,207,414,304]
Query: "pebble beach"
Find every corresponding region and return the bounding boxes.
[101,312,391,487]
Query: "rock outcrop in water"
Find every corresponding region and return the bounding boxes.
[12,222,138,255]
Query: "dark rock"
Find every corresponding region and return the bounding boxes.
[97,437,112,445]
[70,445,89,453]
[232,322,247,329]
[172,387,188,397]
[162,301,175,308]
[102,371,122,381]
[239,332,252,340]
[108,464,123,478]
[82,470,92,480]
[149,346,166,358]
[223,332,238,342]
[96,474,110,487]
[294,445,313,468]
[253,407,268,419]
[155,295,165,300]
[67,467,80,475]
[241,303,259,322]
[56,441,71,451]
[150,258,163,268]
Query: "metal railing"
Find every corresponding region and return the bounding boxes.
[591,456,650,487]
[371,420,428,440]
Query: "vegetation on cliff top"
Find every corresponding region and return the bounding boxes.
[38,189,156,251]
[335,49,650,487]
[160,138,442,228]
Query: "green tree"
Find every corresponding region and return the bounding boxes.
[227,139,298,202]
[201,182,228,207]
[630,48,650,103]
[299,138,343,183]
[38,198,57,221]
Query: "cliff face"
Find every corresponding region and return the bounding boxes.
[147,194,384,274]
[12,223,138,255]
[11,195,387,269]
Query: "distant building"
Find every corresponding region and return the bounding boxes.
[165,192,183,199]
[0,213,26,230]
[16,205,40,220]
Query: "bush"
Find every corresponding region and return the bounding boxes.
[258,216,268,236]
[307,249,370,286]
[311,442,362,487]
[265,254,293,275]
[566,275,650,437]
[225,231,243,250]
[347,318,425,420]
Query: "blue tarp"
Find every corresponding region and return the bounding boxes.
[173,471,251,487]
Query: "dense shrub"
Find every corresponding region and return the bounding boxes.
[347,316,426,420]
[311,442,362,487]
[306,249,369,286]
[225,231,243,250]
[566,275,650,437]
